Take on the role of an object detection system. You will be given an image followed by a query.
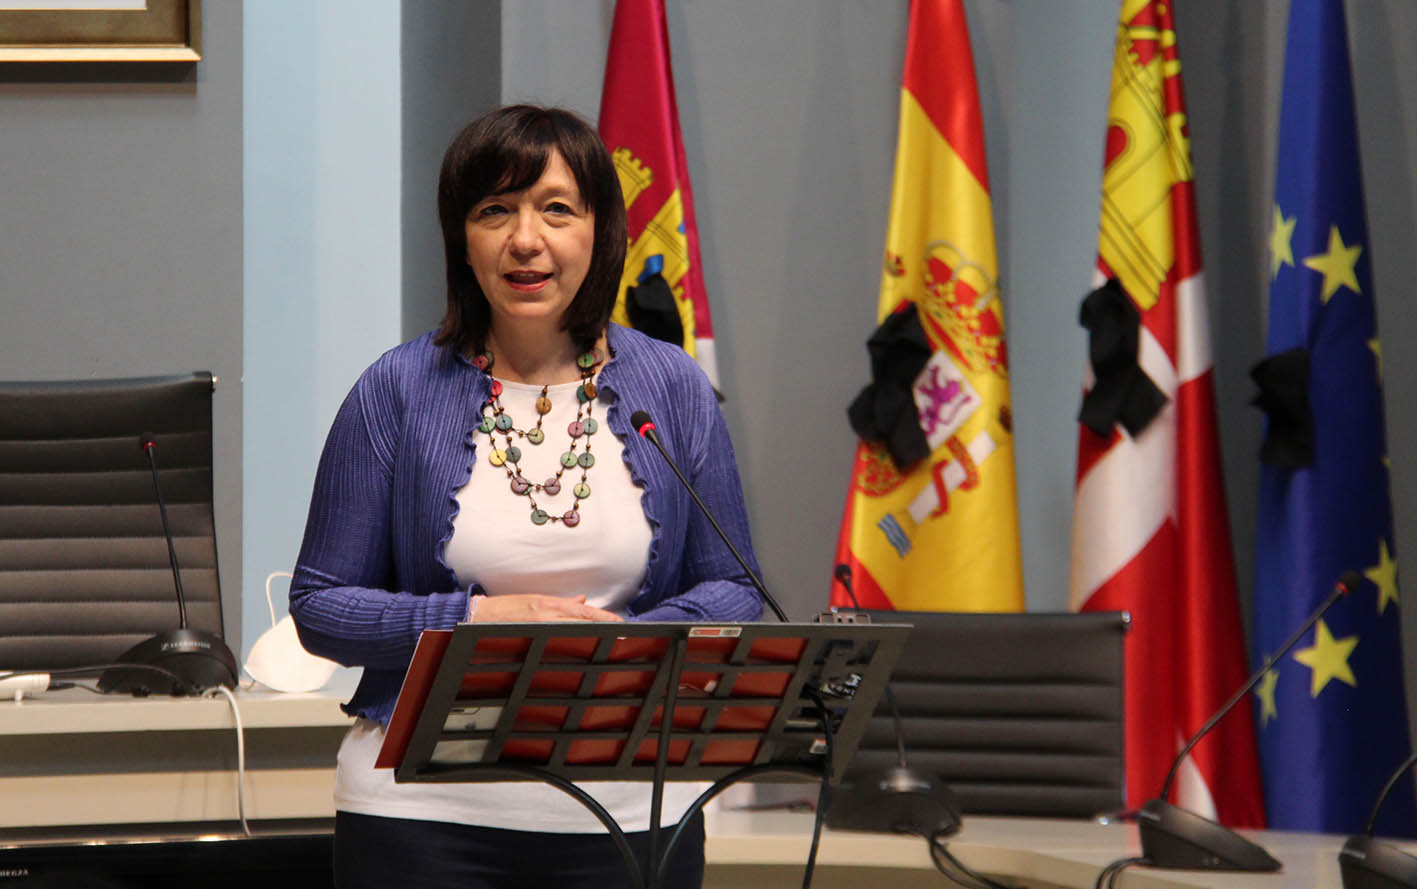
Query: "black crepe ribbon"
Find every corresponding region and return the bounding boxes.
[624,257,724,401]
[1250,347,1313,468]
[1077,277,1168,437]
[625,271,685,349]
[847,305,933,468]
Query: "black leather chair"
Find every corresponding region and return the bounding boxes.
[846,609,1128,819]
[0,373,225,671]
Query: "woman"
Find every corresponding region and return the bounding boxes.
[289,105,763,889]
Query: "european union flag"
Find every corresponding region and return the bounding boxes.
[1253,0,1415,837]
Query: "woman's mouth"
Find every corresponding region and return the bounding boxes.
[503,270,553,292]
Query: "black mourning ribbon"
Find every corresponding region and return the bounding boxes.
[1077,277,1168,437]
[1250,347,1313,468]
[624,270,724,402]
[625,271,685,349]
[847,305,932,468]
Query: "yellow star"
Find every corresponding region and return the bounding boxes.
[1256,668,1279,727]
[1370,337,1383,382]
[1367,538,1400,615]
[1302,225,1362,303]
[1270,205,1297,279]
[1292,619,1359,697]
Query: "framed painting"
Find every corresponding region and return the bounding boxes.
[0,0,200,62]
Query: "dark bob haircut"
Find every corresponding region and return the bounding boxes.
[435,104,628,356]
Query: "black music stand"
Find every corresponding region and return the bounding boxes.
[376,620,909,889]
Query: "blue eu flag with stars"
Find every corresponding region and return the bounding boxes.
[1253,0,1416,837]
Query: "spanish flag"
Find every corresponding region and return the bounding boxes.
[599,0,719,387]
[832,0,1023,613]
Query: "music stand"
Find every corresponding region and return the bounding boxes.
[377,620,910,889]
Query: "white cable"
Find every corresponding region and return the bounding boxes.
[207,685,252,836]
[264,570,292,627]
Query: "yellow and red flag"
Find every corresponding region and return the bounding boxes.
[832,0,1023,613]
[598,0,718,386]
[1069,0,1264,824]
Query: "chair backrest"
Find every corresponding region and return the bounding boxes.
[847,609,1128,819]
[0,373,224,671]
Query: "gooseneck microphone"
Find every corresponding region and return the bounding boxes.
[630,410,789,623]
[1136,569,1363,871]
[97,433,238,695]
[823,563,961,839]
[1339,751,1417,889]
[142,431,189,627]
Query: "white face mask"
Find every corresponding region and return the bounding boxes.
[243,572,338,693]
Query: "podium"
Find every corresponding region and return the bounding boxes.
[376,620,909,889]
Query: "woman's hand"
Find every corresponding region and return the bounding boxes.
[472,594,624,623]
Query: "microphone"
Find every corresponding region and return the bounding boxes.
[141,431,188,627]
[98,433,238,696]
[1339,751,1417,889]
[822,563,961,838]
[1137,569,1363,871]
[629,410,788,622]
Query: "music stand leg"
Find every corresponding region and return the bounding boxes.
[655,764,824,888]
[647,638,687,889]
[438,764,646,889]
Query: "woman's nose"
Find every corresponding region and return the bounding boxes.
[508,210,543,254]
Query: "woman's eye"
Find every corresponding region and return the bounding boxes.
[546,201,573,215]
[476,204,507,217]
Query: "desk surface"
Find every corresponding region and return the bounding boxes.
[0,684,353,735]
[0,811,1378,889]
[0,685,353,828]
[702,810,1383,889]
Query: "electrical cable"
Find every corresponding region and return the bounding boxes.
[1093,855,1148,889]
[0,662,191,691]
[928,831,1011,889]
[206,684,252,836]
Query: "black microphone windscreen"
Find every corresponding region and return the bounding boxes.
[138,431,156,452]
[1337,569,1364,594]
[630,410,653,431]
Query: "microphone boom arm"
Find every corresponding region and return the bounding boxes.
[631,411,788,623]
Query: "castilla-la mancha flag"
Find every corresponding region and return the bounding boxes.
[832,0,1023,613]
[1069,0,1264,825]
[598,0,719,387]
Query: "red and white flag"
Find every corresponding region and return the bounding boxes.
[599,0,719,386]
[1070,0,1264,826]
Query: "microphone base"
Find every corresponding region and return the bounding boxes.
[97,628,239,696]
[824,766,962,839]
[1137,799,1280,871]
[1340,835,1417,889]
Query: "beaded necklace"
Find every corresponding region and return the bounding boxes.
[475,348,603,527]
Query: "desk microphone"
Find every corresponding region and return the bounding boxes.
[1339,751,1417,889]
[630,410,788,622]
[97,433,237,695]
[821,564,961,838]
[1137,569,1362,871]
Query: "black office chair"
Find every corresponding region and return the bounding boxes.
[0,373,226,672]
[845,609,1129,819]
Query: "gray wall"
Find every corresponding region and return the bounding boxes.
[401,1,502,341]
[0,4,245,643]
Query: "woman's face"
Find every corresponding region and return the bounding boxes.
[465,148,595,337]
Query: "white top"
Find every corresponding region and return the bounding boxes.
[334,376,701,832]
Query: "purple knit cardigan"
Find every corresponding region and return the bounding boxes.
[289,324,764,723]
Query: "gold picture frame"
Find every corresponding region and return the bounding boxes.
[0,0,200,62]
